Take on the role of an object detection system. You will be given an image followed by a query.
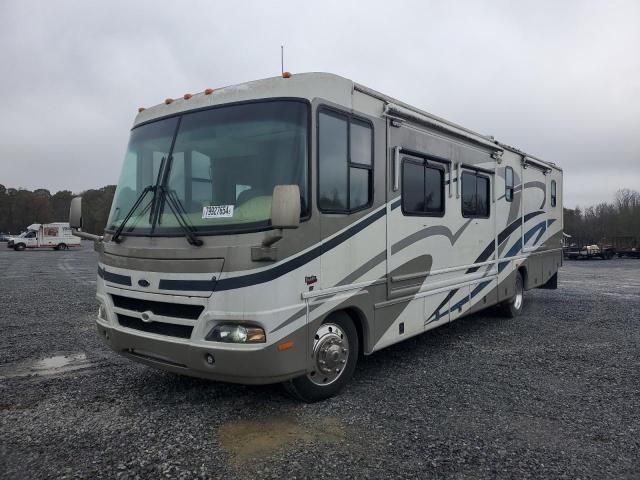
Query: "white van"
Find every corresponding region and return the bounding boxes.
[8,222,81,251]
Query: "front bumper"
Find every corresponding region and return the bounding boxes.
[96,320,307,385]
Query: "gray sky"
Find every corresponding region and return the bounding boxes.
[1,0,638,208]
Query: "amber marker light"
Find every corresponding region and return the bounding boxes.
[278,340,294,351]
[282,71,291,78]
[204,88,214,95]
[138,107,145,113]
[183,93,192,100]
[165,98,174,105]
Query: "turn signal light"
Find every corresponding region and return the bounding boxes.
[165,98,174,105]
[183,93,192,99]
[282,71,291,78]
[137,107,145,113]
[204,88,214,95]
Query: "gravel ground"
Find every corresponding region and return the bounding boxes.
[1,242,639,479]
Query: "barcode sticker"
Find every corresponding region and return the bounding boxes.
[202,205,234,219]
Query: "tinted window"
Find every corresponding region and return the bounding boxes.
[462,172,476,216]
[462,171,490,218]
[351,120,372,166]
[402,159,444,216]
[425,166,443,213]
[476,176,490,216]
[402,161,425,213]
[349,167,369,209]
[505,166,514,202]
[551,180,557,207]
[318,109,373,212]
[318,111,348,210]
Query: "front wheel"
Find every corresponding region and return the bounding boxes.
[14,243,26,251]
[502,271,524,318]
[283,312,359,402]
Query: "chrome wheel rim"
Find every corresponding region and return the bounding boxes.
[307,323,349,386]
[514,278,523,310]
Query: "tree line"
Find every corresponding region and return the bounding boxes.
[0,184,115,235]
[0,184,638,245]
[563,189,640,247]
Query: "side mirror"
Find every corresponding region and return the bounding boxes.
[69,196,82,229]
[271,185,300,229]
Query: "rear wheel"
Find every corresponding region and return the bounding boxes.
[56,243,67,251]
[283,312,359,402]
[502,272,524,318]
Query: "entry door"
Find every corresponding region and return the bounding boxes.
[385,126,456,336]
[522,165,547,252]
[386,126,497,328]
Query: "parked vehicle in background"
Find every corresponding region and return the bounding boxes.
[8,223,80,251]
[0,232,10,242]
[609,235,640,259]
[565,243,615,260]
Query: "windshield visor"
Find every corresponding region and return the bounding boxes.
[107,100,309,235]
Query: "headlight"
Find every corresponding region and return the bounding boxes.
[207,323,266,343]
[98,304,106,320]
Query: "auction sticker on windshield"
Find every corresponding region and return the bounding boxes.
[202,205,234,219]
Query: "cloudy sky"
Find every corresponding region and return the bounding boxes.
[1,0,638,208]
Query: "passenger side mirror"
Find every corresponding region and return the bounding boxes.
[69,196,83,229]
[271,185,300,229]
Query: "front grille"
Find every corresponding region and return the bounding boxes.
[111,295,203,320]
[117,314,194,339]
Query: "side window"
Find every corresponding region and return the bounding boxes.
[551,179,557,207]
[505,166,514,202]
[318,109,372,212]
[462,171,491,218]
[402,158,444,216]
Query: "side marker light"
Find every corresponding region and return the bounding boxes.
[278,340,294,351]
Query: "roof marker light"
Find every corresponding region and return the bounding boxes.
[204,88,214,95]
[183,93,192,100]
[282,71,291,78]
[165,98,174,105]
[138,107,146,113]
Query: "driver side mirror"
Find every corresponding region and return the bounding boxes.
[271,185,300,229]
[69,196,82,229]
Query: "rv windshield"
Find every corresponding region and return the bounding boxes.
[107,100,309,235]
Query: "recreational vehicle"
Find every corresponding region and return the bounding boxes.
[70,73,563,402]
[8,222,80,251]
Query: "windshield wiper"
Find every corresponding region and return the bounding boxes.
[157,186,203,247]
[111,185,155,243]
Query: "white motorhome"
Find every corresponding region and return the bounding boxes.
[70,73,563,401]
[8,222,80,251]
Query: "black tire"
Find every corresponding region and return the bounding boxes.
[56,243,67,251]
[14,243,26,251]
[283,311,359,403]
[502,271,524,318]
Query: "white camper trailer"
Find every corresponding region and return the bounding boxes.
[70,73,563,401]
[8,222,80,251]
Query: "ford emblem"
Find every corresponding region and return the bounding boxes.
[138,279,150,287]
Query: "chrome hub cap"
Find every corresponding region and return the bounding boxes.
[514,278,523,310]
[308,323,349,386]
[514,291,523,310]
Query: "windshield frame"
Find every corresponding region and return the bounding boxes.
[105,97,312,237]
